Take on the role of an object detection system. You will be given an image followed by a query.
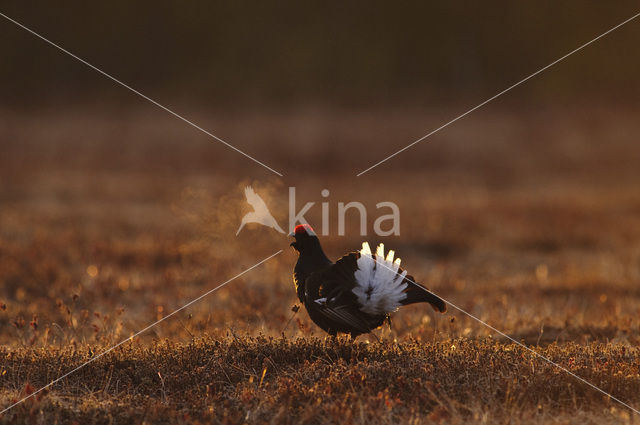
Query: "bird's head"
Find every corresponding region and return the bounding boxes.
[289,223,319,253]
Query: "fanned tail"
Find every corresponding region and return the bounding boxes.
[353,242,408,315]
[353,242,447,315]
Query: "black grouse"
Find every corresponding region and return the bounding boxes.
[290,224,446,338]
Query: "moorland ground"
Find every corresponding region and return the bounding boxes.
[1,104,640,424]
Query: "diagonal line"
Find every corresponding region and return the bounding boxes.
[0,11,283,177]
[0,250,283,415]
[372,259,640,416]
[357,11,640,177]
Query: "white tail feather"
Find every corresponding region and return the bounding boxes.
[352,242,408,315]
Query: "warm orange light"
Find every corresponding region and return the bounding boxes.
[86,265,98,278]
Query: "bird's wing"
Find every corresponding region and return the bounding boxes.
[244,186,270,214]
[304,255,380,333]
[320,252,360,292]
[314,299,372,334]
[301,255,355,301]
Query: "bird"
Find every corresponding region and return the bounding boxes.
[236,186,285,236]
[289,223,446,338]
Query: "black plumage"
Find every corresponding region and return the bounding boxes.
[290,224,446,338]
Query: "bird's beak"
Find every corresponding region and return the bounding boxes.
[287,231,295,237]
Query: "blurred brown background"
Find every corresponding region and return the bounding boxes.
[2,5,640,423]
[0,2,639,346]
[2,1,640,104]
[2,1,640,175]
[1,2,639,177]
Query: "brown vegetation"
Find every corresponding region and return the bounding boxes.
[1,105,640,423]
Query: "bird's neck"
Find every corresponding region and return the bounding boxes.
[294,243,330,303]
[302,240,331,264]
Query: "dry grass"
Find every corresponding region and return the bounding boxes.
[1,105,640,423]
[1,338,639,424]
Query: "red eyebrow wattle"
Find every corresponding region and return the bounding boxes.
[294,223,314,234]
